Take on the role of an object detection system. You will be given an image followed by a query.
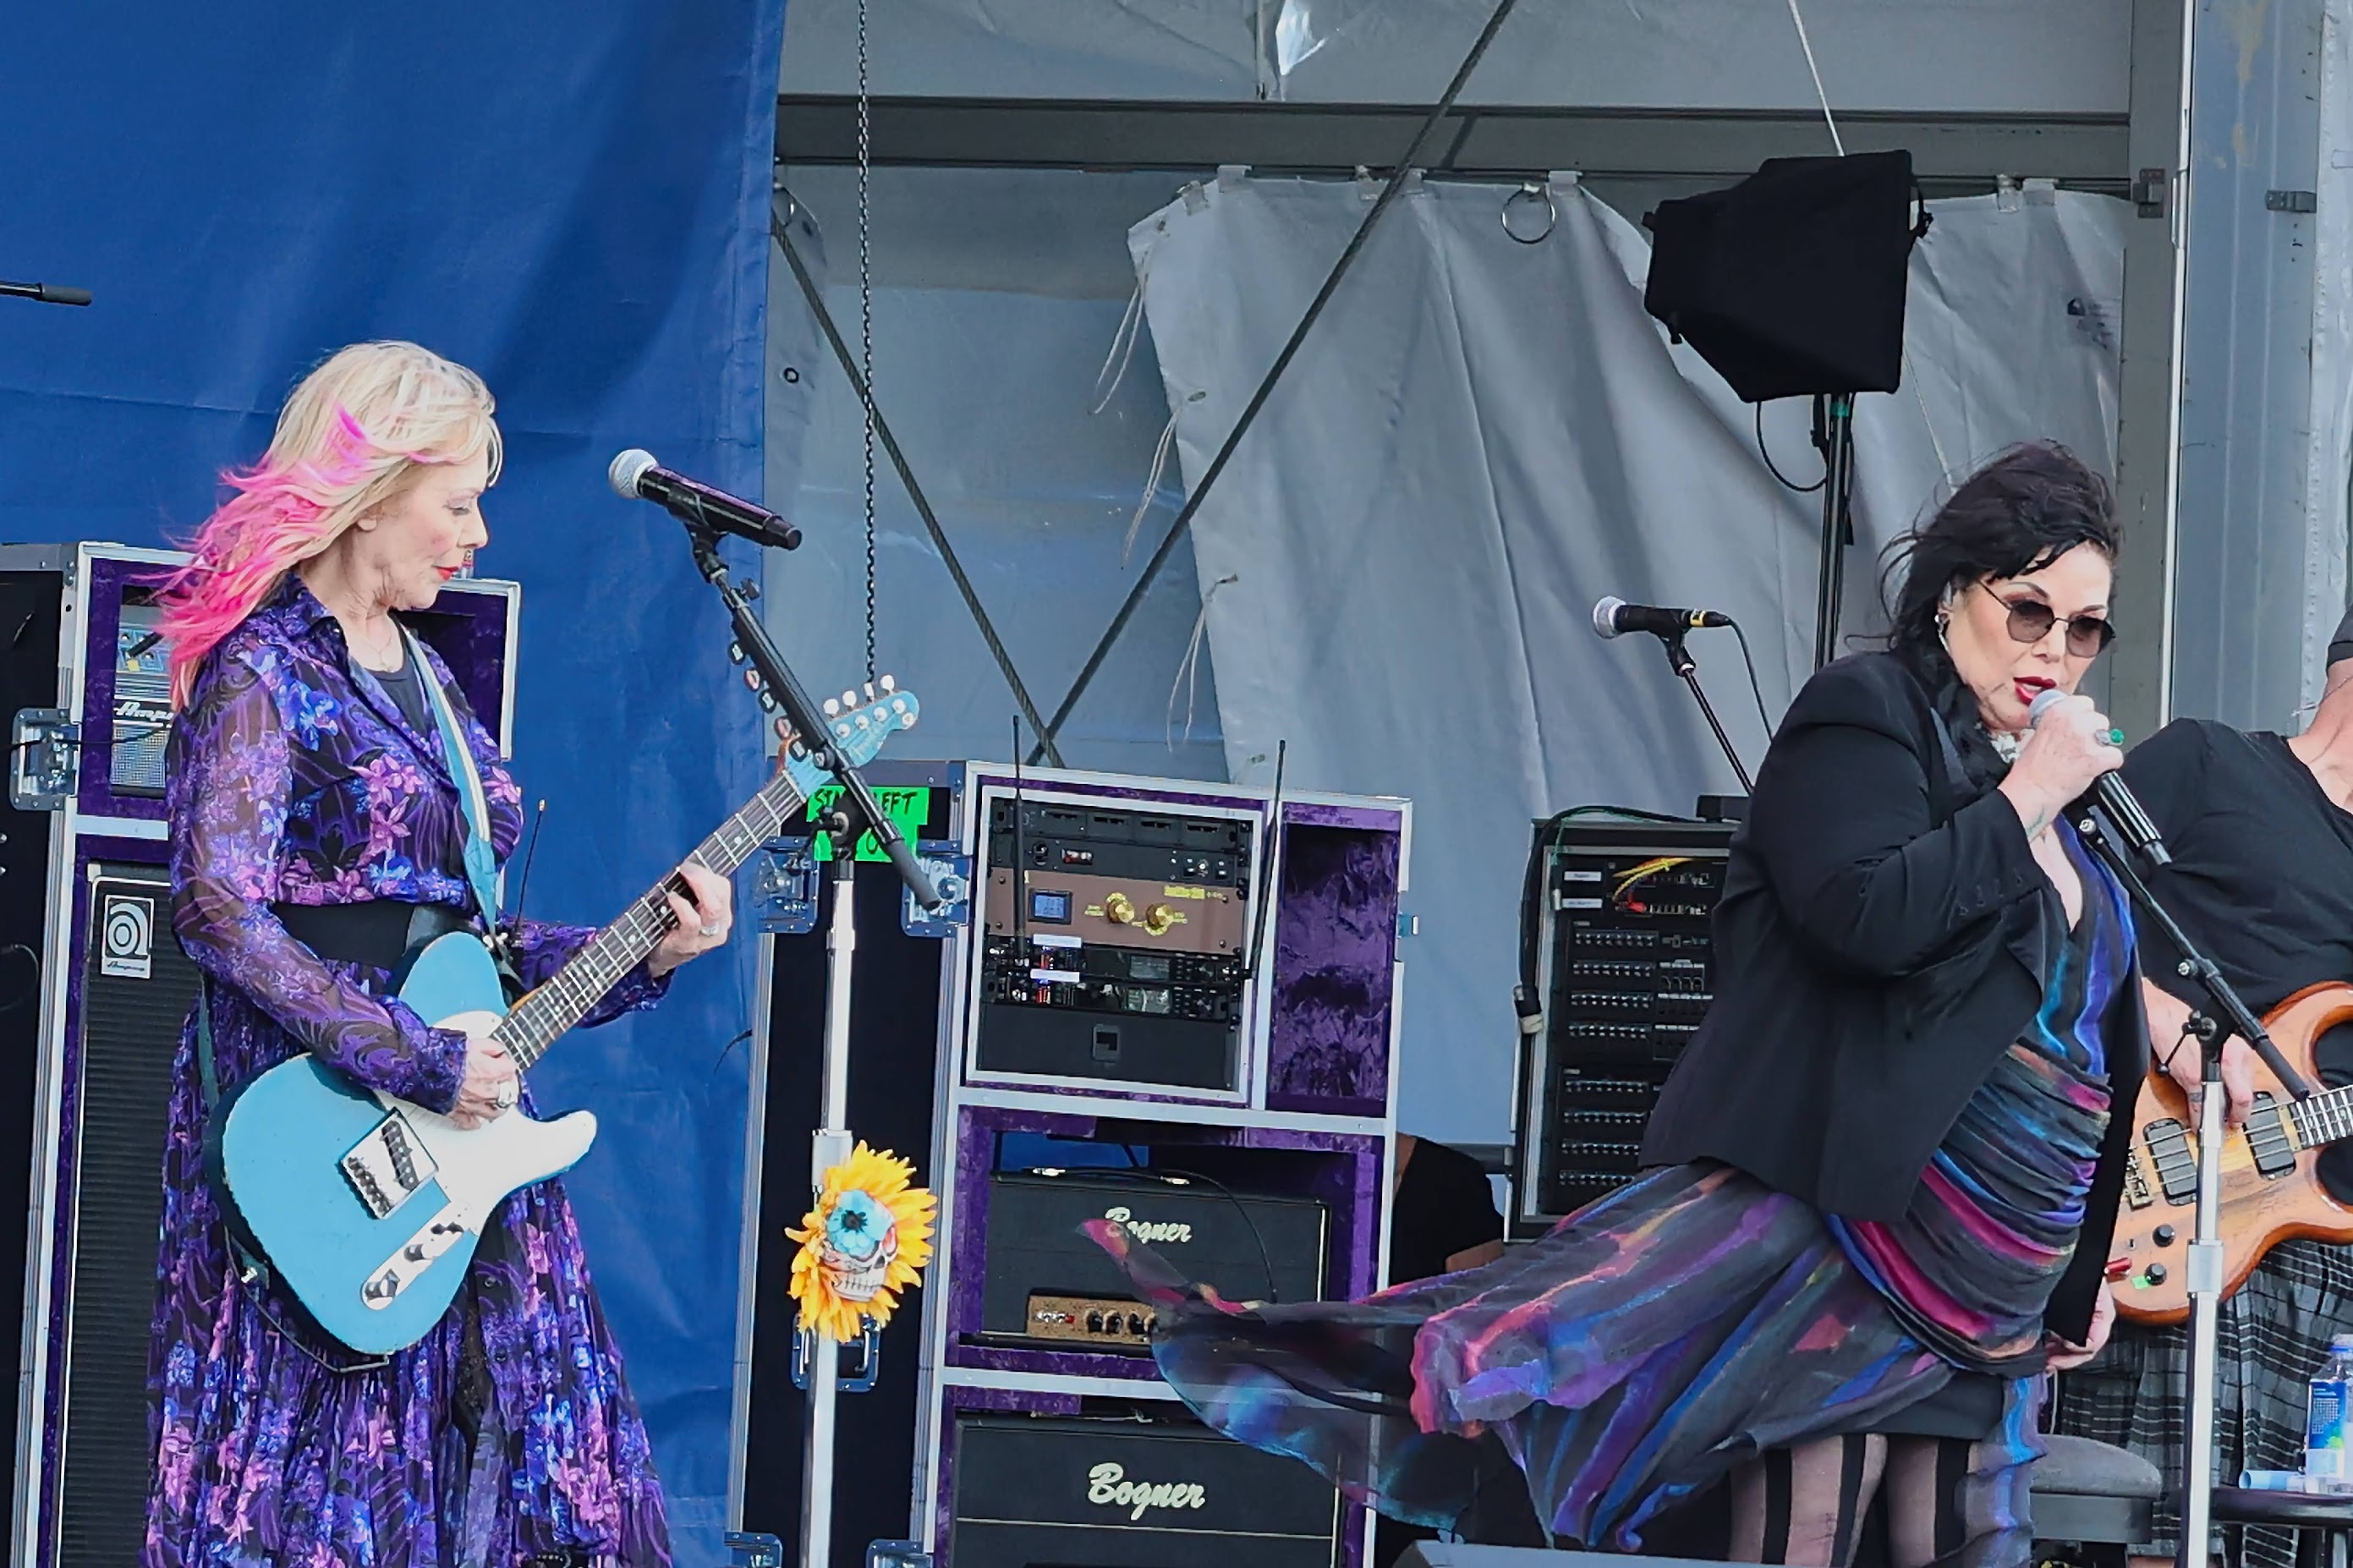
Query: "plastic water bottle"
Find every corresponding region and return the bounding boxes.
[2306,1333,2353,1490]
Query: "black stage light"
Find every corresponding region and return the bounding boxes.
[1643,149,1928,403]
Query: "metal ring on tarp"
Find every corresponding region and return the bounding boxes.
[1502,180,1557,244]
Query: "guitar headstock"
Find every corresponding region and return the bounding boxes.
[780,676,920,798]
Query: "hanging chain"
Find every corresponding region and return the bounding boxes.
[857,0,878,684]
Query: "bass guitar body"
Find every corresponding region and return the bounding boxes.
[211,933,595,1356]
[2111,982,2353,1324]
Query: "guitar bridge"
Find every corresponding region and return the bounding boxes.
[340,1112,440,1220]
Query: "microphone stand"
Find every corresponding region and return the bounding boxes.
[1653,630,1755,795]
[2067,803,2313,1568]
[676,523,938,1568]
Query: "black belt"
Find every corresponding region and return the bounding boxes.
[272,900,477,970]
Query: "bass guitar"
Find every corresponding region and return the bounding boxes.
[211,681,919,1355]
[2110,980,2353,1323]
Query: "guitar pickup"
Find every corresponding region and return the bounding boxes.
[2247,1092,2300,1178]
[340,1113,440,1221]
[2142,1117,2197,1205]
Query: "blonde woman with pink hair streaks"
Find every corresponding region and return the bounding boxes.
[144,342,732,1567]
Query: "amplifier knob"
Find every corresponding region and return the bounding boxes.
[1104,892,1137,924]
[1144,902,1176,935]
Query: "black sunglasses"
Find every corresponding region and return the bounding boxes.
[1976,583,2115,657]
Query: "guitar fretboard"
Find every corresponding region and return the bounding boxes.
[2290,1086,2353,1149]
[495,766,810,1068]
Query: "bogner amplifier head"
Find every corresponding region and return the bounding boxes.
[979,1172,1328,1348]
[948,1413,1343,1568]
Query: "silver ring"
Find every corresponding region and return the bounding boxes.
[493,1080,518,1110]
[1501,180,1557,245]
[699,922,724,938]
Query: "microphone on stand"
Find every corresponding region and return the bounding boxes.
[1590,594,1753,795]
[1591,596,1734,640]
[608,449,801,551]
[2025,686,2169,866]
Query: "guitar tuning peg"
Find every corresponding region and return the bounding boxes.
[741,671,761,693]
[840,689,858,710]
[728,641,745,663]
[854,712,871,728]
[864,681,877,700]
[879,674,897,693]
[901,712,917,729]
[774,717,795,742]
[822,698,841,716]
[760,692,779,713]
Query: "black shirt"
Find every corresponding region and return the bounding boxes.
[370,649,434,739]
[2123,719,2353,1198]
[1387,1138,1504,1285]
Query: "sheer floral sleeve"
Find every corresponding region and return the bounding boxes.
[168,644,469,1110]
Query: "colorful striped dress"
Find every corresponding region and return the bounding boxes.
[1089,825,2130,1567]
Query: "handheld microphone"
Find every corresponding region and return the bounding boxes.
[1591,595,1735,640]
[2026,687,2169,866]
[608,450,801,551]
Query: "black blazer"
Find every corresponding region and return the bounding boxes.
[1640,652,2146,1343]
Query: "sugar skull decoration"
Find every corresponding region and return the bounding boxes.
[788,1143,936,1342]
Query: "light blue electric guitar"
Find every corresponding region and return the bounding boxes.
[211,681,919,1355]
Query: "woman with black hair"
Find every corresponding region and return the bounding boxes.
[1089,442,2142,1568]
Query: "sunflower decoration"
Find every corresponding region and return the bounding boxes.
[787,1143,937,1343]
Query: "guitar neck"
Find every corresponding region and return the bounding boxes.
[2292,1086,2353,1150]
[496,767,809,1067]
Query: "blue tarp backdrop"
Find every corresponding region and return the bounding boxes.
[0,3,786,1553]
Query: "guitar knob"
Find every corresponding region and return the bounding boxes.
[2144,1263,2169,1286]
[2153,1225,2176,1247]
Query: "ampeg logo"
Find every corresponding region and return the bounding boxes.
[1102,1205,1193,1245]
[101,894,155,980]
[1086,1462,1207,1521]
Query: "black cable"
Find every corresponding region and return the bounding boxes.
[1028,0,1528,763]
[1758,402,1825,493]
[1153,1165,1283,1307]
[769,199,1064,767]
[1726,619,1779,742]
[0,946,37,1015]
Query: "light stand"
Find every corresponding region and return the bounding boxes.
[1811,392,1857,671]
[2067,803,2314,1568]
[676,524,938,1568]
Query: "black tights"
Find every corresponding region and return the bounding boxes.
[1730,1434,1985,1568]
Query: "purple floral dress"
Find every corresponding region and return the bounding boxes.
[147,577,672,1567]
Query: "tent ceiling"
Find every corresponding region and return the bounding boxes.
[780,0,2131,116]
[776,95,2130,188]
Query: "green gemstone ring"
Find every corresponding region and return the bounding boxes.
[2106,727,2125,746]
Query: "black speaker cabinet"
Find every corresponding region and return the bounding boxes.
[947,1412,1343,1568]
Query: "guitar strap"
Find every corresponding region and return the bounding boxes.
[403,626,502,933]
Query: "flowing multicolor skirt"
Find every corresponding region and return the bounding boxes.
[1089,1161,2046,1560]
